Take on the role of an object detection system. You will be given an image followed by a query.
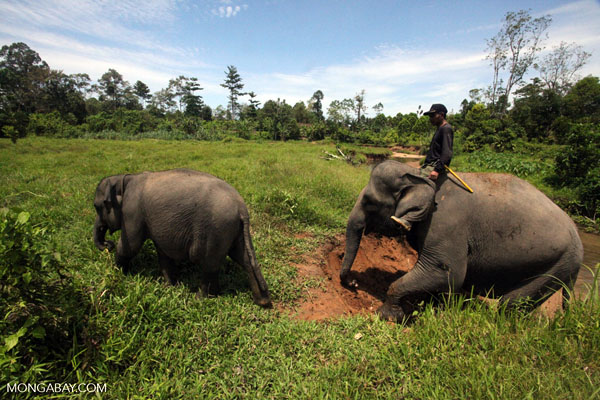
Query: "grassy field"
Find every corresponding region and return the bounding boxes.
[1,137,599,399]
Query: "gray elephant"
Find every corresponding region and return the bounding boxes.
[340,160,583,322]
[93,169,272,308]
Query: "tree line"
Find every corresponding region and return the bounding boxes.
[0,9,595,141]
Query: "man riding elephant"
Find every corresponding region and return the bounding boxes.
[391,103,454,231]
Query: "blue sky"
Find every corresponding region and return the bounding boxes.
[1,0,599,115]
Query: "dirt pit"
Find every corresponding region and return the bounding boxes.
[285,233,564,321]
[286,233,417,321]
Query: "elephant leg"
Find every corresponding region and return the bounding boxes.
[157,249,178,285]
[116,232,143,274]
[500,254,580,311]
[378,244,468,322]
[391,186,435,231]
[200,268,221,297]
[190,238,228,298]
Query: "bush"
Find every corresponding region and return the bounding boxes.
[305,122,327,141]
[463,149,548,177]
[26,112,84,138]
[554,123,600,182]
[554,123,600,219]
[0,111,29,142]
[2,125,18,143]
[330,126,354,143]
[0,209,87,387]
[86,109,160,135]
[576,167,600,219]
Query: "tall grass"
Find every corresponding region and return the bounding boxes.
[1,137,598,399]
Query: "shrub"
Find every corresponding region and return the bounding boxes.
[26,112,83,138]
[464,149,548,177]
[554,123,600,182]
[554,123,600,219]
[85,109,160,135]
[305,122,327,141]
[0,209,86,386]
[2,125,18,143]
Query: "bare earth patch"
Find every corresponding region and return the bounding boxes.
[284,232,566,321]
[285,233,417,321]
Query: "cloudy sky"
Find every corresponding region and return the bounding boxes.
[1,0,599,115]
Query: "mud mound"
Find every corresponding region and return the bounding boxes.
[288,233,417,321]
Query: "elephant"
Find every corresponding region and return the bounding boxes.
[340,160,583,322]
[93,169,272,308]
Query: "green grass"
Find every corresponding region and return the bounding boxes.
[1,137,599,399]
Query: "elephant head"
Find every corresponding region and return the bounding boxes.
[93,174,127,251]
[340,161,436,286]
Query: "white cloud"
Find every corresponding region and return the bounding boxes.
[213,2,248,18]
[0,0,216,93]
[245,45,488,114]
[0,0,183,53]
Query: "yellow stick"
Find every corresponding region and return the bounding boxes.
[445,165,474,193]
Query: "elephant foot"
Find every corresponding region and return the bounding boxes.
[376,303,407,323]
[103,240,115,252]
[340,272,359,290]
[253,294,273,309]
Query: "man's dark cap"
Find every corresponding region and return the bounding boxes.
[423,104,448,116]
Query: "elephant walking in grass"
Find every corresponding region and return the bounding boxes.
[93,169,272,308]
[341,160,583,322]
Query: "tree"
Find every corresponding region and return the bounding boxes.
[258,99,299,140]
[535,41,591,95]
[166,76,202,113]
[221,65,245,120]
[96,69,131,110]
[511,77,561,140]
[353,89,367,126]
[148,88,176,115]
[562,76,600,123]
[308,90,324,121]
[0,42,49,113]
[372,102,384,115]
[327,99,354,125]
[292,101,311,123]
[181,77,204,117]
[133,80,151,108]
[41,70,89,122]
[213,105,228,120]
[485,10,551,114]
[243,91,260,119]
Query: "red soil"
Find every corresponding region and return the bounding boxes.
[287,233,417,321]
[284,233,564,321]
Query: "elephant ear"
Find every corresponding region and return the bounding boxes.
[402,170,436,191]
[103,176,125,208]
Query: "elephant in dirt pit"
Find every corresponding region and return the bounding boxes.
[340,160,583,322]
[93,169,272,308]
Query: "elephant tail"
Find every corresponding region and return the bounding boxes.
[241,210,269,293]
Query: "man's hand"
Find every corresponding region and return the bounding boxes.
[429,170,439,180]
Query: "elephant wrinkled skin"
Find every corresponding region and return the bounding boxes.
[93,169,272,308]
[341,160,583,322]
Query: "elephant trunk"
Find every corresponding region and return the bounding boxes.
[340,202,366,286]
[93,215,114,251]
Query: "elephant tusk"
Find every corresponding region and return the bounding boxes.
[445,166,474,193]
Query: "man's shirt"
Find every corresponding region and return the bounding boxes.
[424,123,453,173]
